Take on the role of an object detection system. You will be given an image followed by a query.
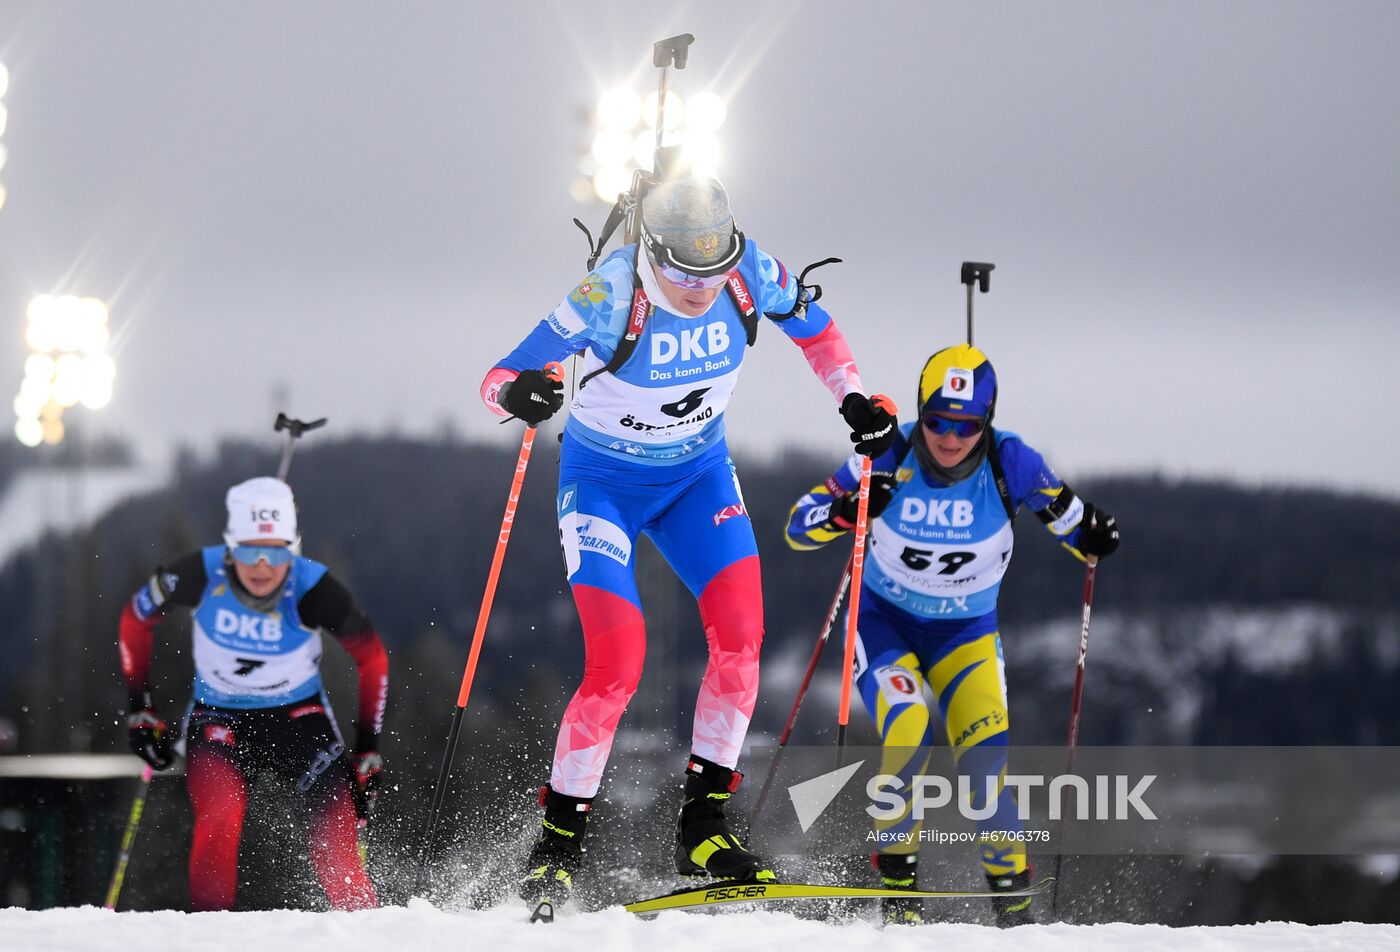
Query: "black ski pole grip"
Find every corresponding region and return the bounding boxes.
[960,261,995,293]
[653,34,694,69]
[275,414,329,440]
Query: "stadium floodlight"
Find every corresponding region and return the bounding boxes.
[52,353,84,408]
[14,293,115,446]
[574,78,728,204]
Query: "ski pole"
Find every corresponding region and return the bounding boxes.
[960,261,995,345]
[835,395,897,761]
[417,362,564,883]
[274,413,328,482]
[750,553,854,823]
[1050,555,1099,920]
[104,763,154,910]
[835,456,871,761]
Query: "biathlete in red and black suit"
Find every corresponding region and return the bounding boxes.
[118,476,389,911]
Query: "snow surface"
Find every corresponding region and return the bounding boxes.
[2,903,1397,952]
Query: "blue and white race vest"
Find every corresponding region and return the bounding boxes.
[864,450,1018,620]
[188,546,329,708]
[500,240,826,465]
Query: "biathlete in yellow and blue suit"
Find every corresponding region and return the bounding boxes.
[785,343,1120,927]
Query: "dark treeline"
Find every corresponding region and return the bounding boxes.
[0,433,1397,919]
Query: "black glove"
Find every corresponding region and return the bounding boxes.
[500,369,564,426]
[127,707,176,771]
[829,471,897,528]
[351,749,384,820]
[1076,504,1120,558]
[840,393,898,457]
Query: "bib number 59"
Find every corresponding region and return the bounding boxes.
[899,546,975,575]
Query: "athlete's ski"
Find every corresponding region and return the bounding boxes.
[622,875,1055,915]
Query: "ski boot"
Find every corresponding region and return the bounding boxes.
[873,852,923,925]
[988,868,1036,927]
[674,754,776,882]
[520,786,592,920]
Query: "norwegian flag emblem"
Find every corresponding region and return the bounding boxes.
[258,522,274,533]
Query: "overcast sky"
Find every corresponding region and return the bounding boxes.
[1,2,1397,496]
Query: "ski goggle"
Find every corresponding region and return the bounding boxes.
[655,263,733,290]
[640,220,746,279]
[922,413,987,438]
[229,544,295,568]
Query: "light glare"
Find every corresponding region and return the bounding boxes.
[592,166,632,204]
[41,417,64,445]
[590,129,633,168]
[15,418,42,448]
[79,377,113,410]
[597,87,641,130]
[642,91,684,131]
[13,392,43,419]
[84,353,117,382]
[19,374,50,404]
[569,178,595,204]
[24,353,55,380]
[685,91,728,133]
[52,353,84,407]
[684,133,722,178]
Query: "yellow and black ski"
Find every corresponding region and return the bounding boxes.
[623,876,1055,915]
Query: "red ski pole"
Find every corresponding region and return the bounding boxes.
[836,456,872,760]
[836,394,896,761]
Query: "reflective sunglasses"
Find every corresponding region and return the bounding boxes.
[656,263,733,290]
[229,544,295,568]
[922,413,987,438]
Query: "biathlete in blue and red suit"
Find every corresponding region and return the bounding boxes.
[785,344,1121,927]
[479,176,897,906]
[118,476,389,911]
